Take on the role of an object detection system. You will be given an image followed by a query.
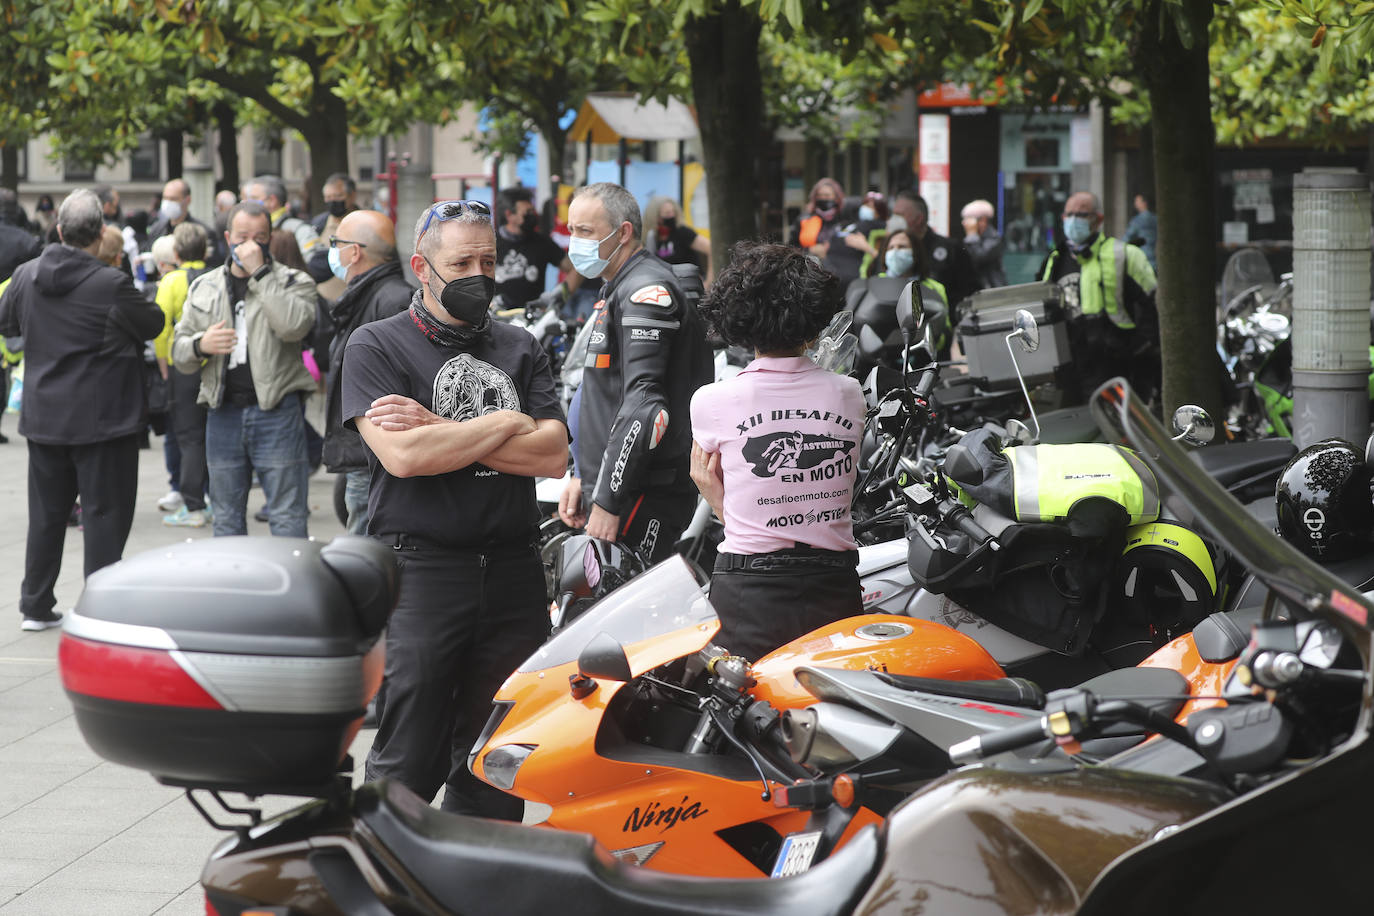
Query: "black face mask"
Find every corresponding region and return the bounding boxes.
[814,199,837,215]
[327,199,348,218]
[662,216,677,231]
[521,211,539,234]
[426,258,494,327]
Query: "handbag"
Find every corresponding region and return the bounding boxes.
[6,361,21,413]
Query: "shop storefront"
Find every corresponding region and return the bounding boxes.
[997,110,1093,283]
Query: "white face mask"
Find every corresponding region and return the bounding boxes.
[161,200,184,222]
[569,228,622,279]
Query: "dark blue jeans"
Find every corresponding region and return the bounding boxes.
[205,391,309,537]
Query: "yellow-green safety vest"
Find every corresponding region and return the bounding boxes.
[1040,235,1154,331]
[1005,442,1160,526]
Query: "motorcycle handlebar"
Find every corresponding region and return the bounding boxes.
[913,366,937,402]
[945,504,995,546]
[948,716,1049,765]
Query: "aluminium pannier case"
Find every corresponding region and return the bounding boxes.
[58,536,397,794]
[957,281,1071,390]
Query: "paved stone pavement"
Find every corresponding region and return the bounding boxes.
[0,396,379,915]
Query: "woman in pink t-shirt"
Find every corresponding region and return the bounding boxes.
[690,242,866,662]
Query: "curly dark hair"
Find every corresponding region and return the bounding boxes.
[699,241,842,354]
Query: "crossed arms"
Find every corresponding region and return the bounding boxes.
[355,395,567,480]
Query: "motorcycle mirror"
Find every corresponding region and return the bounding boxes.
[577,631,633,682]
[895,282,926,336]
[557,536,595,599]
[1171,405,1216,446]
[1009,309,1040,352]
[907,326,937,369]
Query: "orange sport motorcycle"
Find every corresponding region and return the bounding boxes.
[469,538,1239,878]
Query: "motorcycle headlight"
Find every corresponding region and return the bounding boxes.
[482,744,536,791]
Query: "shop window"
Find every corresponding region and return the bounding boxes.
[64,157,96,182]
[130,134,160,181]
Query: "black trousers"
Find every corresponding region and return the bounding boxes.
[616,489,697,563]
[710,551,862,664]
[21,434,140,619]
[364,543,549,819]
[170,368,208,511]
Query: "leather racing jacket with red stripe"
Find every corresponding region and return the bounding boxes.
[577,249,713,516]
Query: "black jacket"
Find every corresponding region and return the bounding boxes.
[0,244,164,444]
[577,250,713,515]
[0,222,42,283]
[322,259,415,471]
[921,229,978,314]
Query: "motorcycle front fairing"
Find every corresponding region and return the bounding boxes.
[474,558,718,803]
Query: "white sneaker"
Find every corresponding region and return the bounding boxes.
[163,506,208,528]
[157,489,184,512]
[20,613,63,632]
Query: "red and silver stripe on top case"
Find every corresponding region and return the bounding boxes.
[58,611,381,714]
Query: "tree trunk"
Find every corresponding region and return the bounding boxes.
[1141,0,1222,420]
[301,84,351,213]
[163,129,183,180]
[685,1,763,272]
[214,102,240,194]
[0,146,18,192]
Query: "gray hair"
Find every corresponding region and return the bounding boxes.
[150,235,178,269]
[248,174,288,208]
[57,189,104,249]
[413,201,493,259]
[574,182,642,244]
[172,220,208,261]
[1068,190,1102,214]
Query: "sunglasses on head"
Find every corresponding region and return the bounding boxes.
[417,199,493,244]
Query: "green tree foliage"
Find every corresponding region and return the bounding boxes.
[1,0,469,205]
[1214,2,1374,145]
[416,0,647,198]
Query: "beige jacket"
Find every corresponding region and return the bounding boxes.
[171,262,317,410]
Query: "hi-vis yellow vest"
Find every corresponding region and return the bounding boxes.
[1005,442,1160,525]
[1041,235,1135,330]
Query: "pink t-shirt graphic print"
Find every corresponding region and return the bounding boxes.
[690,356,865,555]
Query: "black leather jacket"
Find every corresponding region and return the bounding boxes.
[577,250,713,515]
[322,260,415,472]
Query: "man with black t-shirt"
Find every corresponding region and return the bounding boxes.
[493,187,581,310]
[341,199,567,818]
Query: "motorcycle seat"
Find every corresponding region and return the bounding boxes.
[357,780,883,916]
[1188,438,1296,490]
[1052,666,1191,721]
[875,673,1047,708]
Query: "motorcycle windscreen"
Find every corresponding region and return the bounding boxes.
[518,556,719,677]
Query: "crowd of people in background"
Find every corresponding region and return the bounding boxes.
[0,174,1156,818]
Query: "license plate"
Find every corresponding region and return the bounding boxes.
[770,830,823,878]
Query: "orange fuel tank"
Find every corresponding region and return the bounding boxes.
[749,615,1007,710]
